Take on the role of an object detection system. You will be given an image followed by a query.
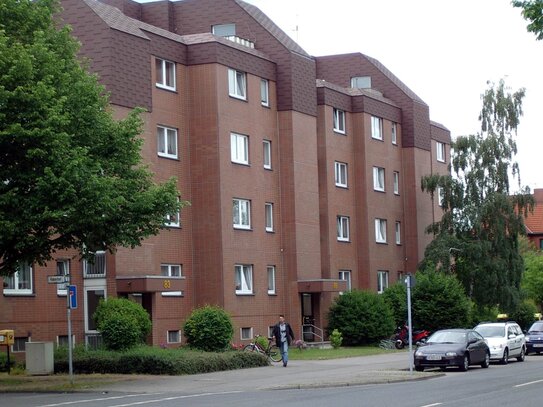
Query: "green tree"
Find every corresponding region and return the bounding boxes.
[183,305,234,352]
[513,0,543,40]
[382,282,407,327]
[521,250,543,308]
[421,79,534,312]
[0,0,184,276]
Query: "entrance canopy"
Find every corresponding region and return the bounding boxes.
[116,276,184,293]
[297,279,347,293]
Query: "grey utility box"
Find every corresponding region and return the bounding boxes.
[25,342,54,375]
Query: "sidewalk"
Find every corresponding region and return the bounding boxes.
[95,352,442,393]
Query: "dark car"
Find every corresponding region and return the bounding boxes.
[414,329,490,372]
[525,321,543,355]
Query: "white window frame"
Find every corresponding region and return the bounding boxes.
[228,68,247,100]
[157,125,178,159]
[391,122,397,145]
[337,216,350,242]
[83,251,106,278]
[377,271,389,294]
[167,330,181,344]
[164,199,180,228]
[235,264,253,294]
[263,140,272,169]
[436,142,446,163]
[350,76,371,89]
[241,327,253,340]
[161,264,182,277]
[155,58,176,91]
[335,161,348,188]
[395,221,401,245]
[3,262,33,295]
[437,186,445,207]
[333,108,346,134]
[338,270,352,293]
[231,132,249,165]
[56,260,69,296]
[371,116,383,140]
[373,166,385,192]
[233,198,251,229]
[260,79,269,106]
[393,171,399,195]
[265,202,274,232]
[267,265,276,294]
[375,218,387,243]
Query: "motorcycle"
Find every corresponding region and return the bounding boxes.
[393,324,430,349]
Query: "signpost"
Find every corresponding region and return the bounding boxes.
[405,274,415,373]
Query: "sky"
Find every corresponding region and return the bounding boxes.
[136,0,542,192]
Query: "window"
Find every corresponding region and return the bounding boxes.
[57,335,75,348]
[83,251,106,278]
[335,161,348,188]
[267,266,276,294]
[233,198,251,229]
[393,171,400,195]
[235,264,253,294]
[373,166,385,191]
[241,327,253,340]
[161,264,182,277]
[56,260,69,295]
[371,116,383,140]
[337,216,350,242]
[263,140,271,169]
[164,200,180,228]
[377,271,389,294]
[338,270,352,293]
[351,76,371,89]
[12,337,29,353]
[3,262,32,294]
[260,79,269,106]
[395,221,401,245]
[375,218,387,243]
[333,108,346,134]
[157,126,178,159]
[437,186,445,207]
[167,330,181,344]
[540,239,543,250]
[231,132,249,165]
[265,203,274,232]
[228,68,246,100]
[155,58,175,90]
[212,23,236,37]
[391,123,398,145]
[436,141,446,162]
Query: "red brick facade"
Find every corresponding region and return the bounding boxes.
[0,0,451,352]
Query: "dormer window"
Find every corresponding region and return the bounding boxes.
[351,76,371,89]
[212,23,236,37]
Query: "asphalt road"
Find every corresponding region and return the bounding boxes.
[3,354,543,406]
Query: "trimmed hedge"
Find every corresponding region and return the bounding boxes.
[54,346,267,375]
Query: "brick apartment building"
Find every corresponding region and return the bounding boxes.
[1,0,450,353]
[525,189,543,250]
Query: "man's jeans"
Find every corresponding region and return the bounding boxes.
[280,341,289,363]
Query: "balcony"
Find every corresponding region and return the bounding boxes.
[224,35,255,49]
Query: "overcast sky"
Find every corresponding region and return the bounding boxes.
[136,0,542,192]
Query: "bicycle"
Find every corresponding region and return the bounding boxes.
[243,335,282,362]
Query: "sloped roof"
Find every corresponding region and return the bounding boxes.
[525,189,543,234]
[316,79,398,107]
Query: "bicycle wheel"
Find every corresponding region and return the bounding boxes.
[268,345,282,362]
[243,344,256,353]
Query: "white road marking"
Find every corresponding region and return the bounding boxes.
[109,391,243,406]
[514,378,543,387]
[420,404,442,407]
[37,393,163,407]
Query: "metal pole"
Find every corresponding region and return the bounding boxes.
[67,276,74,385]
[406,274,413,373]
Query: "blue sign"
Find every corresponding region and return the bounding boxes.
[68,285,77,309]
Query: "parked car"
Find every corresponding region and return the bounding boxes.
[474,321,525,363]
[525,321,543,355]
[414,329,490,372]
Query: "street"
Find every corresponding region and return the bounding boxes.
[2,355,543,406]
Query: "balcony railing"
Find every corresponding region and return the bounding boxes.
[224,35,255,49]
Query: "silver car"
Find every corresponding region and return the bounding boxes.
[474,322,526,364]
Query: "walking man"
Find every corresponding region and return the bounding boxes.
[272,314,295,367]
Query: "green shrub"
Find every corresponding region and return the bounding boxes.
[94,297,152,350]
[412,269,471,331]
[470,304,499,326]
[255,335,268,350]
[183,305,234,352]
[511,300,538,331]
[382,282,407,326]
[0,351,16,372]
[330,329,343,349]
[327,290,395,346]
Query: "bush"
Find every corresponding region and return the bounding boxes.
[327,290,395,346]
[470,304,500,326]
[330,329,343,349]
[0,351,16,372]
[412,269,471,331]
[183,305,234,352]
[382,282,407,326]
[511,301,538,331]
[94,297,152,350]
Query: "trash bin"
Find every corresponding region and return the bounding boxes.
[25,342,54,375]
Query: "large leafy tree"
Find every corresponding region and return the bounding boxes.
[421,79,534,313]
[513,0,543,40]
[0,0,183,275]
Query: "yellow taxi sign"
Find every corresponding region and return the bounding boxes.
[0,329,14,345]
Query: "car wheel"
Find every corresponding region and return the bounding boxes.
[481,352,490,368]
[517,347,526,362]
[501,348,509,365]
[460,354,469,371]
[415,366,424,372]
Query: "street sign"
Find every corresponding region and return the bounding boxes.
[47,275,68,284]
[68,285,77,309]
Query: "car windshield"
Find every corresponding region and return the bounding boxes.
[428,331,466,344]
[475,326,505,338]
[529,322,543,333]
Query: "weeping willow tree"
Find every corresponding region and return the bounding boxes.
[420,79,534,313]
